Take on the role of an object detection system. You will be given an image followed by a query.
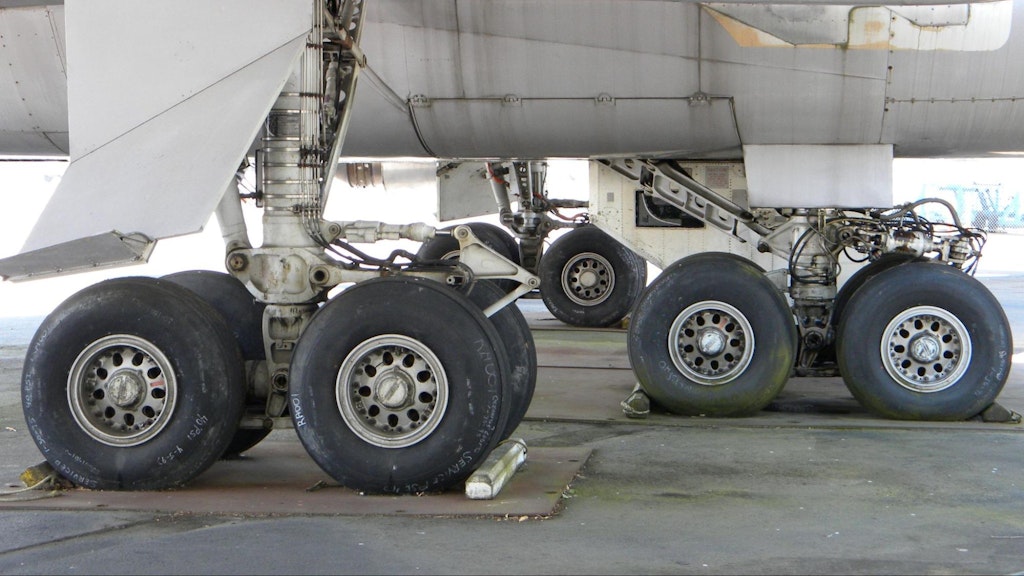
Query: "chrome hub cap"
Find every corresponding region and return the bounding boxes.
[375,369,413,409]
[697,329,727,356]
[107,371,144,407]
[910,334,941,363]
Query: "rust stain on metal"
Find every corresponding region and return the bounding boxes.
[705,8,791,48]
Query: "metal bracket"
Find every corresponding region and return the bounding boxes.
[452,225,540,317]
[599,158,770,242]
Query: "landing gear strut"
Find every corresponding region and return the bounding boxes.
[606,159,1010,420]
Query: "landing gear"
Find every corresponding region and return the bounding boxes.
[15,3,542,494]
[837,262,1011,420]
[162,270,271,458]
[539,225,647,328]
[628,253,797,416]
[21,278,246,490]
[288,276,510,494]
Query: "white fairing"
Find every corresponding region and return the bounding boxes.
[0,5,66,155]
[1,0,311,277]
[743,145,893,207]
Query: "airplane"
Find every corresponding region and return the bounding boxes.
[0,0,1018,495]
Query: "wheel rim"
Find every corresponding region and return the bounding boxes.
[880,305,972,393]
[668,301,754,386]
[336,334,449,448]
[67,335,178,447]
[561,252,615,307]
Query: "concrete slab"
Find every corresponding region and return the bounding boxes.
[0,440,590,518]
[0,511,143,554]
[528,364,1024,432]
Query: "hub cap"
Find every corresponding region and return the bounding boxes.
[881,305,971,393]
[668,301,754,386]
[336,334,449,448]
[67,335,177,447]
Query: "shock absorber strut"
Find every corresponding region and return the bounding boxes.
[229,0,368,423]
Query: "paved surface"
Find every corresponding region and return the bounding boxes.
[1,262,1024,574]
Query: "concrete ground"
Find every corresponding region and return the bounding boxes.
[1,241,1024,574]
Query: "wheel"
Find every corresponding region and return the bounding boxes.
[628,252,797,416]
[417,222,520,292]
[162,270,271,458]
[288,276,510,494]
[837,262,1011,420]
[539,225,647,328]
[162,270,265,360]
[21,277,246,490]
[463,280,537,440]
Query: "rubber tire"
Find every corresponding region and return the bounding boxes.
[289,276,510,494]
[837,262,1011,420]
[463,280,537,440]
[21,277,246,490]
[162,270,271,458]
[162,270,266,360]
[628,252,797,416]
[539,225,647,328]
[417,222,521,293]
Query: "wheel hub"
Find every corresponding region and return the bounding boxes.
[107,370,145,407]
[562,252,614,307]
[337,334,448,448]
[668,300,754,386]
[375,369,413,409]
[881,305,972,393]
[577,269,600,289]
[697,329,727,356]
[909,334,941,363]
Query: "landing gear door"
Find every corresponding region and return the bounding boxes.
[437,162,498,222]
